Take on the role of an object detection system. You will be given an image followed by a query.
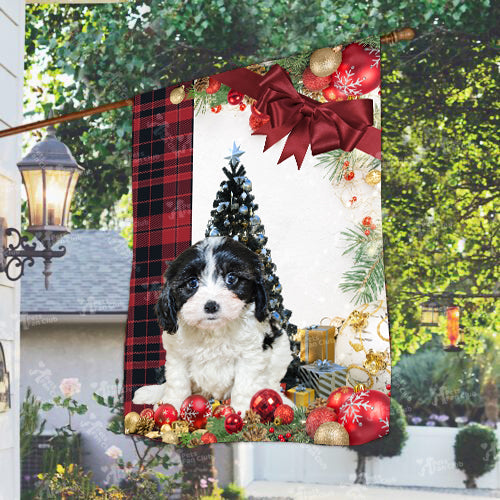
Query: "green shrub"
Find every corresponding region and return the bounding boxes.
[222,482,247,499]
[454,423,498,488]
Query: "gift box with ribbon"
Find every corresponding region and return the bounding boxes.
[294,318,341,363]
[285,384,315,407]
[298,359,347,399]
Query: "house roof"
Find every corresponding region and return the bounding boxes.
[21,230,132,314]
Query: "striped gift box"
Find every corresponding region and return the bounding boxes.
[298,360,347,399]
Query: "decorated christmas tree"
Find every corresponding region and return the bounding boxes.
[205,143,296,347]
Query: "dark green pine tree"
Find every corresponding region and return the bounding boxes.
[205,143,297,349]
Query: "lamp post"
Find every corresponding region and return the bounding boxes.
[0,126,83,289]
[420,299,440,327]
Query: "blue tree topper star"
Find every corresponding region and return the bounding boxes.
[224,142,245,165]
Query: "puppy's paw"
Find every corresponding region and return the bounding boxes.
[132,384,166,405]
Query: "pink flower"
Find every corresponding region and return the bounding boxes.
[59,378,81,398]
[200,478,208,488]
[105,445,123,460]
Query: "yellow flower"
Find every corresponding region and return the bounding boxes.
[37,473,44,480]
[68,463,74,474]
[56,464,65,474]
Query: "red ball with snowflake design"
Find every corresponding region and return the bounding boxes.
[337,389,390,445]
[179,395,212,430]
[154,403,178,427]
[331,43,380,97]
[327,386,354,412]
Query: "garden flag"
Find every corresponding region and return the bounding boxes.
[124,38,391,447]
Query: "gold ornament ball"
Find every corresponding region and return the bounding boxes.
[170,86,185,105]
[162,430,179,445]
[124,411,140,434]
[365,170,381,186]
[309,47,342,77]
[314,422,350,446]
[192,428,208,438]
[160,423,172,434]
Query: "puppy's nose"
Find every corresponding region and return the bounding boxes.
[204,301,220,314]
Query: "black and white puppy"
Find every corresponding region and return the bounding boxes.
[132,236,294,413]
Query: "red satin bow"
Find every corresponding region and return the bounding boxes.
[252,65,374,168]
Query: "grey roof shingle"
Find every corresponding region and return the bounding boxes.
[21,230,132,314]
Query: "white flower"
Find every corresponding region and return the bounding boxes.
[105,445,123,460]
[59,378,81,398]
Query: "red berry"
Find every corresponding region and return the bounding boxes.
[371,224,377,230]
[352,196,357,202]
[285,432,292,439]
[362,216,373,227]
[269,427,274,433]
[386,384,391,390]
[364,229,370,236]
[278,434,284,439]
[344,161,350,167]
[239,103,247,111]
[387,392,391,397]
[211,105,222,113]
[344,171,355,181]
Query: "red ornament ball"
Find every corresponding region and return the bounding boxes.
[338,389,390,446]
[140,408,154,420]
[239,103,247,111]
[305,407,337,439]
[302,66,331,91]
[224,412,244,434]
[249,113,270,132]
[179,395,212,430]
[201,432,218,444]
[211,105,222,114]
[154,403,178,427]
[344,171,355,181]
[331,43,380,97]
[362,216,373,227]
[322,84,347,102]
[250,388,283,423]
[227,88,244,105]
[206,77,221,94]
[274,404,294,425]
[327,386,354,412]
[213,404,234,420]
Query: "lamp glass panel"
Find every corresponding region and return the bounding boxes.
[44,169,72,226]
[62,171,80,226]
[21,169,44,227]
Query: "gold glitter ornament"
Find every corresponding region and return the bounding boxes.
[364,349,388,375]
[171,420,190,435]
[124,411,140,434]
[273,417,283,426]
[161,430,179,445]
[365,170,382,186]
[349,310,370,332]
[170,85,185,105]
[314,421,350,445]
[354,383,366,393]
[145,431,161,439]
[309,46,342,77]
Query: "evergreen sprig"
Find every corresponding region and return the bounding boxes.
[357,35,381,49]
[188,83,231,115]
[339,223,385,305]
[274,50,312,85]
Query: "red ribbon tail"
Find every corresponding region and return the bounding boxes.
[277,121,310,169]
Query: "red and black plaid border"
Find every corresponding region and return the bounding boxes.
[124,85,194,414]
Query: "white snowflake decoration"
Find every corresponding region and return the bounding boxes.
[364,46,380,69]
[181,400,211,424]
[333,67,365,96]
[378,416,390,438]
[339,390,374,426]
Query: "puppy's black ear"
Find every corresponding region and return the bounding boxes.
[254,262,268,322]
[155,283,178,334]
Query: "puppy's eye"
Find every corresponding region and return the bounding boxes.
[225,273,238,286]
[187,278,199,289]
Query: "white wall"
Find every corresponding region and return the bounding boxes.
[235,426,500,489]
[0,1,25,498]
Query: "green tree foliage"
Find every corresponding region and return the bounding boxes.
[454,423,498,488]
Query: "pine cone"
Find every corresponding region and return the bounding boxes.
[247,64,268,75]
[242,424,270,442]
[194,76,210,92]
[135,416,155,435]
[189,437,202,447]
[244,95,257,106]
[306,398,328,416]
[244,409,261,425]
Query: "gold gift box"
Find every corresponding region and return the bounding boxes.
[286,386,315,406]
[295,323,337,363]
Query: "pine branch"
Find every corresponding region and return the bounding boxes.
[315,150,381,184]
[188,83,231,115]
[357,35,381,49]
[274,50,312,85]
